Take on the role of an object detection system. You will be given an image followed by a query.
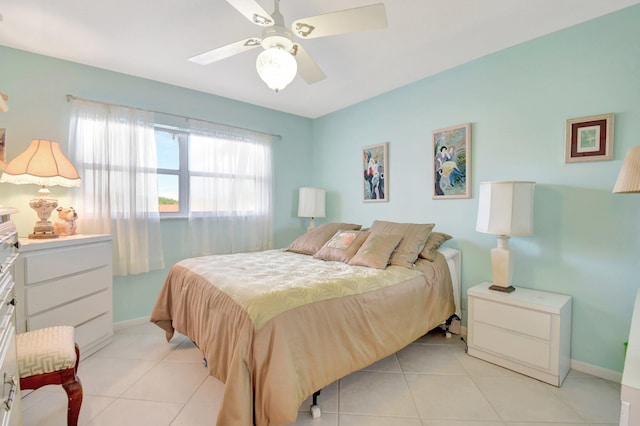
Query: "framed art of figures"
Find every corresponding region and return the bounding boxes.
[362,142,388,202]
[565,113,614,163]
[432,123,471,199]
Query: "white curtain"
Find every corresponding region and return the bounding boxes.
[188,119,273,256]
[68,99,164,275]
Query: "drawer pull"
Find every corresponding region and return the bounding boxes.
[3,373,17,412]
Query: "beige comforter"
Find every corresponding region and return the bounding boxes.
[151,249,454,426]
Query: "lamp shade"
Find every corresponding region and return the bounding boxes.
[476,181,535,236]
[0,139,80,187]
[256,47,298,92]
[298,187,326,218]
[613,146,640,193]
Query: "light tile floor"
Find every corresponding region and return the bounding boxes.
[20,323,621,426]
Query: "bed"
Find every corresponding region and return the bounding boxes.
[150,221,460,426]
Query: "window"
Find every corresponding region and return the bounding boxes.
[155,127,188,216]
[155,125,273,219]
[70,96,273,265]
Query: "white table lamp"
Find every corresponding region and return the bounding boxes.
[613,146,640,193]
[298,187,326,232]
[0,139,81,238]
[476,181,535,292]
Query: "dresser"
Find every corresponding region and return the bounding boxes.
[467,282,572,386]
[0,208,22,425]
[14,234,113,359]
[620,289,640,426]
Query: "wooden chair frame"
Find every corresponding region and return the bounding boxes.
[19,344,82,426]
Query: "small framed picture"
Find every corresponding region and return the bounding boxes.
[565,113,614,163]
[432,123,471,199]
[362,142,388,202]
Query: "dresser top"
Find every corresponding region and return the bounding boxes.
[0,207,19,216]
[18,233,112,252]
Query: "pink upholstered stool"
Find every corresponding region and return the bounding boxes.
[16,326,82,426]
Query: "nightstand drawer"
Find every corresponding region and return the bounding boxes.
[473,322,551,370]
[474,298,551,340]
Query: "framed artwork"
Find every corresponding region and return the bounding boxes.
[565,113,614,163]
[432,123,471,199]
[362,142,388,202]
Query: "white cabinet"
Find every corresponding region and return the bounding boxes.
[467,282,572,386]
[0,208,22,426]
[14,234,113,359]
[620,289,640,426]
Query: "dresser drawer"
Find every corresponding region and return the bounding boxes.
[27,289,111,331]
[474,298,551,340]
[0,226,17,277]
[76,313,113,353]
[473,322,552,370]
[24,242,111,284]
[25,267,110,316]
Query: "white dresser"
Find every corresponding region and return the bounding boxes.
[620,289,640,426]
[0,208,22,426]
[14,234,113,359]
[467,282,572,386]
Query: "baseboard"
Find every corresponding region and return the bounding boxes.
[114,315,151,331]
[570,359,622,383]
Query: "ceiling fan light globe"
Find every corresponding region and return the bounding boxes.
[256,47,297,92]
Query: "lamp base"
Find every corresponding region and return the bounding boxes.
[28,232,59,239]
[489,284,515,293]
[29,222,58,239]
[29,196,59,239]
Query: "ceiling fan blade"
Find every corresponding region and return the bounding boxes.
[226,0,274,26]
[188,38,261,65]
[292,44,326,84]
[292,3,387,39]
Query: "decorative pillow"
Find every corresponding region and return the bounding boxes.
[286,222,362,255]
[368,220,435,268]
[314,230,370,263]
[348,234,403,269]
[419,231,453,261]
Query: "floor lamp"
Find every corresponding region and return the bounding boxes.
[0,139,81,238]
[476,181,535,292]
[298,187,326,232]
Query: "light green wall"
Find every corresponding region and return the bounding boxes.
[0,46,314,324]
[313,5,640,373]
[1,5,639,374]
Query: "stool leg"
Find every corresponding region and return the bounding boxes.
[64,344,83,426]
[62,376,83,426]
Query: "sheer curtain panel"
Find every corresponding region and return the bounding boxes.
[188,119,274,256]
[69,99,164,275]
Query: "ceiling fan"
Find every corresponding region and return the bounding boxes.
[188,0,387,92]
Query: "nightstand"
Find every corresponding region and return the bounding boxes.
[467,282,572,386]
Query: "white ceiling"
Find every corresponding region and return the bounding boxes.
[0,0,638,118]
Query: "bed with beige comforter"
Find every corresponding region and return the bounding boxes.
[150,248,455,426]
